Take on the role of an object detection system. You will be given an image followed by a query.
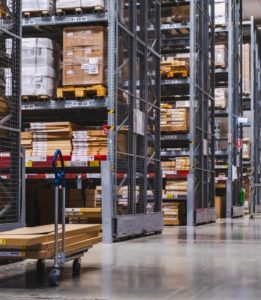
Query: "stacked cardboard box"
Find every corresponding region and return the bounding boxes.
[215,44,227,68]
[163,201,186,225]
[243,43,250,95]
[21,131,32,157]
[30,122,72,157]
[63,26,105,86]
[72,129,107,161]
[215,0,227,26]
[161,105,189,132]
[56,0,104,10]
[22,0,54,13]
[215,88,227,109]
[161,5,189,24]
[175,157,190,171]
[22,38,56,97]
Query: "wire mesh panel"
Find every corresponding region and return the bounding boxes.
[106,0,162,239]
[187,0,216,225]
[226,0,243,217]
[0,0,22,228]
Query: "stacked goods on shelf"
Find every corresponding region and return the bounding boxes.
[21,131,32,157]
[72,129,107,161]
[215,44,227,68]
[215,196,226,218]
[161,104,189,132]
[63,26,106,86]
[215,0,227,27]
[161,5,189,24]
[56,0,105,11]
[22,38,56,98]
[242,138,250,160]
[164,180,188,197]
[243,43,250,95]
[161,57,189,79]
[163,201,186,226]
[30,122,72,157]
[215,88,227,109]
[22,0,54,14]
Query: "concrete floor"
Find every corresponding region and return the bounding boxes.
[0,218,261,299]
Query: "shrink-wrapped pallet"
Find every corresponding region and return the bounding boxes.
[22,38,56,97]
[56,0,104,10]
[215,88,227,109]
[215,0,227,26]
[22,0,53,13]
[243,43,250,95]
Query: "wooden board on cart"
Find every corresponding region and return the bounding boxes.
[0,224,101,247]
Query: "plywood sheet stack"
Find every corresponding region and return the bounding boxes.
[30,122,72,158]
[72,129,107,161]
[164,180,188,197]
[163,201,186,225]
[243,43,250,95]
[63,26,106,86]
[0,224,101,260]
[22,38,56,97]
[161,105,189,132]
[21,131,32,158]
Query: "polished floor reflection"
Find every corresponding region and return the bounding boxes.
[0,218,261,299]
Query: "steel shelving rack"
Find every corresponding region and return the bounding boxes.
[160,0,216,226]
[0,0,26,231]
[226,0,244,217]
[102,0,163,242]
[21,1,163,241]
[242,19,261,216]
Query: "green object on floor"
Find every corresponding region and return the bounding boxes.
[239,188,245,206]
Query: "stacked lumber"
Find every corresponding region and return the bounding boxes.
[163,201,186,225]
[21,131,33,157]
[30,122,72,157]
[164,180,188,197]
[161,58,189,79]
[72,129,107,160]
[0,224,101,260]
[161,105,189,132]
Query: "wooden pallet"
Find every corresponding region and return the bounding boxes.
[55,5,105,16]
[161,70,189,79]
[22,10,51,18]
[57,85,106,99]
[22,95,50,102]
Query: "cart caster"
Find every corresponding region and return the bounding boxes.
[48,268,60,287]
[36,259,45,274]
[72,258,81,275]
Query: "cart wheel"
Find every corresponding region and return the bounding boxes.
[36,259,45,274]
[48,269,60,287]
[72,258,81,275]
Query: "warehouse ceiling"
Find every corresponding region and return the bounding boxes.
[243,0,261,23]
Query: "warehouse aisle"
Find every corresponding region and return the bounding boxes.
[0,218,261,299]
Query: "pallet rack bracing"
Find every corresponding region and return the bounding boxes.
[102,0,163,242]
[0,0,25,231]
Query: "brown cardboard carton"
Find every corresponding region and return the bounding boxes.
[215,196,226,218]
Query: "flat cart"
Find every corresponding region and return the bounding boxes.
[0,150,102,286]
